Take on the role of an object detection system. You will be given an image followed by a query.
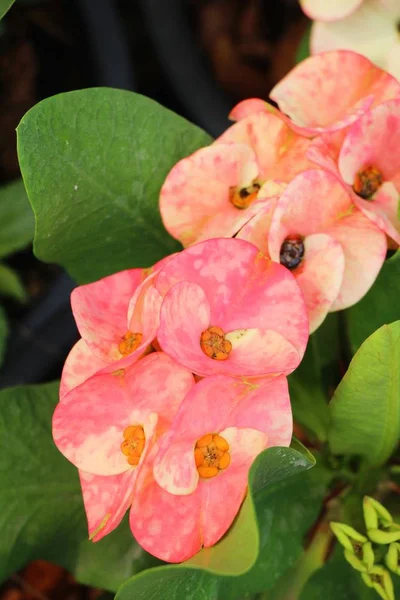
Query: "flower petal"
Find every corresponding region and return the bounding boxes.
[270,51,400,134]
[71,269,144,362]
[326,210,387,310]
[53,371,158,476]
[229,98,270,121]
[60,338,107,399]
[300,0,362,21]
[353,182,400,245]
[79,468,137,541]
[159,143,259,246]
[237,199,278,256]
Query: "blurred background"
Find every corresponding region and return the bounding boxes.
[0,0,308,597]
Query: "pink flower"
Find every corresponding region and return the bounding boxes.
[300,0,364,21]
[254,51,400,136]
[160,112,311,246]
[308,99,400,245]
[154,238,309,376]
[60,267,162,398]
[53,352,195,541]
[130,373,292,562]
[238,170,387,332]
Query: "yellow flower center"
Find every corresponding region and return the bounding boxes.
[118,331,143,356]
[230,182,261,209]
[120,425,145,466]
[353,166,383,200]
[200,326,232,360]
[194,432,231,478]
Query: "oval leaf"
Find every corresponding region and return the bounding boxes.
[329,321,400,466]
[0,179,34,259]
[17,88,212,283]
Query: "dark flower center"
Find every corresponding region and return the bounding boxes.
[280,236,305,270]
[353,166,383,200]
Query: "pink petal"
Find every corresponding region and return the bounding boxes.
[270,51,400,134]
[159,143,259,246]
[156,238,309,371]
[130,445,203,562]
[200,426,268,548]
[217,112,312,182]
[60,338,107,399]
[300,0,362,21]
[237,199,278,256]
[153,374,291,495]
[353,182,400,245]
[53,371,158,476]
[229,98,270,121]
[79,468,137,541]
[293,233,345,333]
[326,210,387,310]
[339,100,400,183]
[71,269,144,362]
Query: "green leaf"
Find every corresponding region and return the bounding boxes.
[116,445,329,600]
[329,321,400,466]
[0,263,26,301]
[17,88,212,283]
[0,0,15,20]
[0,179,34,258]
[346,252,400,353]
[0,304,8,366]
[0,382,161,591]
[296,25,311,64]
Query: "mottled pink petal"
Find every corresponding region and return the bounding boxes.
[60,339,108,399]
[79,469,137,541]
[229,98,270,121]
[71,269,144,362]
[156,239,309,375]
[294,234,345,332]
[339,100,400,182]
[300,0,362,21]
[270,51,400,134]
[327,210,387,310]
[237,199,278,256]
[353,182,400,244]
[53,372,158,476]
[217,112,312,181]
[201,426,267,547]
[160,144,258,246]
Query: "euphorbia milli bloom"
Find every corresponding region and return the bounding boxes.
[309,0,400,81]
[308,99,400,245]
[154,237,309,376]
[238,170,387,332]
[53,352,195,541]
[160,111,311,246]
[60,267,162,398]
[130,373,292,562]
[231,51,400,136]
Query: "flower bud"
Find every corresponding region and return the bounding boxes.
[330,522,367,552]
[368,526,400,545]
[363,496,393,530]
[344,542,374,573]
[361,566,394,600]
[385,542,400,576]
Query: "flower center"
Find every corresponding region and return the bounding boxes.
[279,236,305,270]
[353,166,383,200]
[200,326,232,360]
[230,182,261,209]
[118,331,143,356]
[120,425,145,466]
[194,433,231,478]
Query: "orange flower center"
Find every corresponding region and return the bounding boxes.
[230,182,261,209]
[120,425,145,466]
[118,331,142,356]
[194,433,231,478]
[200,326,232,360]
[353,166,383,200]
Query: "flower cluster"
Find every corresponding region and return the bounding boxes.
[161,50,400,332]
[300,0,400,82]
[53,238,308,562]
[53,50,400,564]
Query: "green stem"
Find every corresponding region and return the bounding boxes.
[260,524,333,600]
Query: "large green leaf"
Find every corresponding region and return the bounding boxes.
[0,304,8,366]
[346,252,400,353]
[0,0,15,19]
[0,179,34,258]
[0,382,160,591]
[116,446,329,600]
[329,321,400,466]
[17,88,212,283]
